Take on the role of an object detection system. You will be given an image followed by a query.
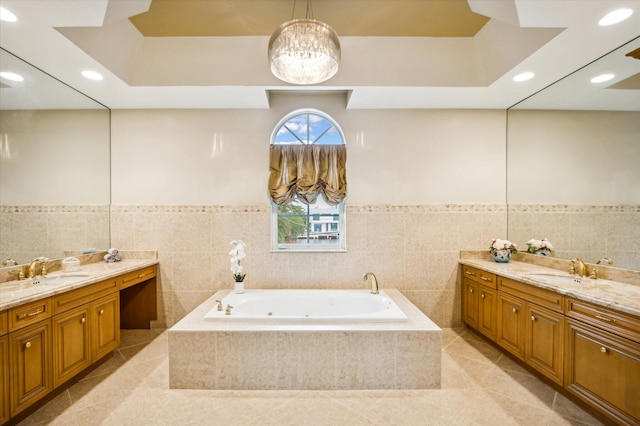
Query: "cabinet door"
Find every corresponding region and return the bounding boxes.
[9,320,52,416]
[565,319,640,425]
[496,292,525,360]
[462,278,479,330]
[53,305,91,388]
[478,285,497,340]
[526,303,564,385]
[92,293,120,360]
[0,335,9,425]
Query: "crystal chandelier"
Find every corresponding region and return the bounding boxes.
[268,0,340,85]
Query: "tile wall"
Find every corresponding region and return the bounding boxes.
[110,204,507,328]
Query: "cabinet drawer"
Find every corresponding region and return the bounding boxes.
[120,266,156,290]
[52,279,118,315]
[8,298,52,332]
[0,310,7,336]
[498,277,564,313]
[462,265,496,288]
[566,298,640,344]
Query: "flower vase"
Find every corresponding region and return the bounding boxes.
[234,281,244,294]
[534,248,551,256]
[492,249,512,263]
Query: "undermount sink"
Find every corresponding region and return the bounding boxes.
[524,273,595,287]
[39,273,90,286]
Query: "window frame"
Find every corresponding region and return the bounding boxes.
[270,108,346,252]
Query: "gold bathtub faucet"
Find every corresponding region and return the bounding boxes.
[362,272,379,294]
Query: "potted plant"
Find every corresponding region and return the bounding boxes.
[526,238,554,256]
[229,239,246,293]
[489,238,517,263]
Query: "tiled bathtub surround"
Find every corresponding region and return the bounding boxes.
[0,205,110,265]
[111,203,508,328]
[169,289,441,390]
[508,204,640,271]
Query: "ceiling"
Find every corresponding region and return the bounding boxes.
[0,0,639,110]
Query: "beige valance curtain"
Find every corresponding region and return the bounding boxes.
[269,144,347,206]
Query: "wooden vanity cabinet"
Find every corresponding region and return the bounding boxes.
[52,280,120,388]
[8,320,52,417]
[496,292,526,360]
[52,305,91,388]
[565,298,640,424]
[462,266,497,340]
[91,292,120,360]
[525,303,564,385]
[497,277,565,385]
[0,311,9,425]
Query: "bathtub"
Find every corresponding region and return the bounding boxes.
[169,288,441,390]
[204,289,408,322]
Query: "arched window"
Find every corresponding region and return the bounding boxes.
[269,109,346,251]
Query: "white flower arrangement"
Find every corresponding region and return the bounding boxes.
[229,239,246,282]
[489,238,517,254]
[526,238,554,253]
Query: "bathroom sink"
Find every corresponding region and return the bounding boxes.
[524,273,594,287]
[0,282,32,293]
[39,273,90,286]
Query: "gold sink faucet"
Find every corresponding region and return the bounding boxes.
[362,272,379,294]
[27,257,47,278]
[570,258,588,277]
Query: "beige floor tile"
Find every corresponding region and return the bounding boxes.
[15,328,605,426]
[551,393,604,425]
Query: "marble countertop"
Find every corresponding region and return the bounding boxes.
[459,257,640,318]
[0,258,159,311]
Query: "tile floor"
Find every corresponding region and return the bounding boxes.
[17,328,604,425]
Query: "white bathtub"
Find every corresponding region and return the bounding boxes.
[204,289,408,322]
[170,288,441,390]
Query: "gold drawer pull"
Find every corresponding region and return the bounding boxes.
[531,315,536,321]
[25,341,31,349]
[138,273,145,278]
[19,308,43,319]
[512,308,518,313]
[465,271,476,276]
[595,314,615,323]
[480,276,491,282]
[600,347,607,353]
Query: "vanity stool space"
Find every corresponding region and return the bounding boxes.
[0,262,157,426]
[461,263,640,426]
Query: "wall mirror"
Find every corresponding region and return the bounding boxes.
[0,48,111,266]
[507,37,640,270]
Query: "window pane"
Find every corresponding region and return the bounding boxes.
[271,109,345,251]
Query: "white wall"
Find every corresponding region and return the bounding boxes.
[111,96,507,205]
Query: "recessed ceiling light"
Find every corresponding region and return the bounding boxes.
[0,7,17,22]
[598,8,633,26]
[0,71,24,82]
[81,70,104,81]
[513,72,535,82]
[591,73,615,83]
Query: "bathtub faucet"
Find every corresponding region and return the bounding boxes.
[362,272,379,294]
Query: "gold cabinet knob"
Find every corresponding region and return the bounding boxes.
[481,293,485,299]
[25,341,31,349]
[469,288,473,293]
[530,315,536,321]
[601,347,607,353]
[99,309,104,315]
[512,308,518,313]
[81,317,86,323]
